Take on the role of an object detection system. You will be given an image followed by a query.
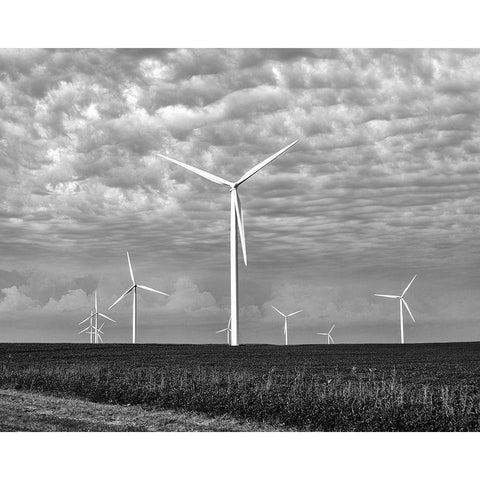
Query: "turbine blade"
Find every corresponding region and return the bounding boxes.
[233,190,247,266]
[227,317,231,328]
[78,325,91,334]
[94,291,98,312]
[99,313,116,323]
[329,324,335,334]
[402,298,415,323]
[271,305,285,316]
[330,335,335,344]
[78,313,95,325]
[127,252,135,284]
[156,153,232,187]
[402,275,417,296]
[216,328,227,333]
[316,333,327,336]
[108,286,134,310]
[374,294,399,299]
[98,335,103,344]
[235,140,299,186]
[287,309,303,317]
[137,285,169,296]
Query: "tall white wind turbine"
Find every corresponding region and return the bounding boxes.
[374,275,417,344]
[271,306,303,346]
[216,317,231,345]
[155,140,298,346]
[317,324,335,344]
[108,252,169,344]
[79,292,116,344]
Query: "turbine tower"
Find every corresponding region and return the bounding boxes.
[79,292,116,344]
[108,252,169,344]
[156,140,298,346]
[317,324,335,344]
[216,317,231,345]
[374,275,417,344]
[271,306,303,346]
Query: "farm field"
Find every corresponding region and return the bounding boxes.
[0,388,280,432]
[0,342,479,431]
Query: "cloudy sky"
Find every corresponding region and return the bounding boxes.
[1,48,480,344]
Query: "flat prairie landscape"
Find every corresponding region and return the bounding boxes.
[0,342,479,431]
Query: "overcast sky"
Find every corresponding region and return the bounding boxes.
[1,48,480,344]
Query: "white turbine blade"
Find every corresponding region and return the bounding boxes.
[137,285,169,296]
[316,333,327,336]
[271,305,285,316]
[235,140,299,186]
[227,317,231,328]
[94,291,98,312]
[127,252,136,284]
[98,322,105,333]
[78,313,95,325]
[402,275,417,296]
[98,334,103,344]
[78,325,91,334]
[233,190,247,266]
[329,324,336,334]
[287,309,303,317]
[108,285,134,310]
[99,313,116,323]
[329,335,335,344]
[374,294,399,299]
[156,153,232,187]
[402,298,415,323]
[216,328,228,333]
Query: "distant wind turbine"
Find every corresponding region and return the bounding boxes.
[271,306,303,346]
[216,317,231,345]
[155,140,298,346]
[374,275,417,344]
[108,252,169,344]
[79,322,106,343]
[317,324,335,344]
[79,292,116,344]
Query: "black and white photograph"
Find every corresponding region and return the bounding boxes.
[1,2,479,479]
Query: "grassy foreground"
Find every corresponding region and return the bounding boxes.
[0,343,479,431]
[0,388,280,432]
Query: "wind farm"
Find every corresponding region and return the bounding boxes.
[2,47,480,434]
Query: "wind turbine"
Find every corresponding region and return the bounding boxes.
[108,252,169,344]
[79,322,106,343]
[374,275,417,344]
[79,292,116,344]
[317,324,335,344]
[271,306,303,346]
[155,140,298,346]
[216,317,231,345]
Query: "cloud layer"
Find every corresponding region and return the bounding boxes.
[1,48,480,343]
